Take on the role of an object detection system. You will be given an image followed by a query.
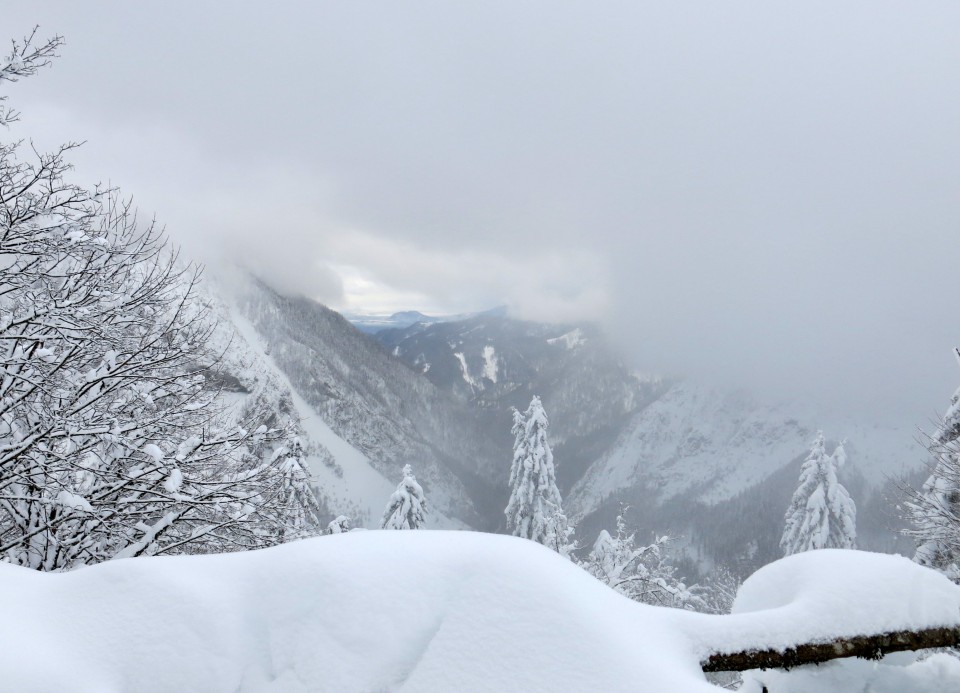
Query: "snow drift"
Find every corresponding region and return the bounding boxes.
[1,534,959,692]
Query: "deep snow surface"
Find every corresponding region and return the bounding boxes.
[1,536,959,692]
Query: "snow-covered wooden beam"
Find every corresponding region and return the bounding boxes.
[701,625,960,672]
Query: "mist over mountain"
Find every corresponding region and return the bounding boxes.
[344,306,507,334]
[7,8,960,687]
[191,272,926,578]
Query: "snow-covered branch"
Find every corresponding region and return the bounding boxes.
[0,33,323,569]
[701,625,960,673]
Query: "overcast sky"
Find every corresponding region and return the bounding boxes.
[5,2,960,422]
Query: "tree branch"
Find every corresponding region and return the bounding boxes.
[701,625,960,673]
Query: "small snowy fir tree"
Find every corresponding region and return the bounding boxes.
[380,465,428,530]
[780,433,857,556]
[274,437,324,542]
[584,509,703,610]
[505,397,573,552]
[326,515,352,534]
[904,350,960,581]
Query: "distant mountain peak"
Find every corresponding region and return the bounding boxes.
[344,306,508,334]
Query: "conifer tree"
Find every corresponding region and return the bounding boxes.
[274,437,324,542]
[780,433,857,555]
[380,464,427,530]
[505,396,570,549]
[326,515,352,534]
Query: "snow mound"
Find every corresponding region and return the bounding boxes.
[674,549,960,673]
[0,532,713,692]
[732,550,960,645]
[1,539,959,692]
[740,653,960,693]
[723,550,960,693]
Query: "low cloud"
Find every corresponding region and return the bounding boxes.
[7,2,960,423]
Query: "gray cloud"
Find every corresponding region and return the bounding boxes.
[5,1,960,422]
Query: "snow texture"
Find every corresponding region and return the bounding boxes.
[727,550,960,692]
[546,327,587,350]
[141,443,164,463]
[453,351,479,389]
[481,344,498,383]
[1,537,958,692]
[740,653,960,693]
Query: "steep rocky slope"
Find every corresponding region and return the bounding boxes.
[567,381,921,574]
[222,278,505,527]
[373,314,923,573]
[376,316,665,493]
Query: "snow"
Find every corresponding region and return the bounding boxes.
[56,490,93,512]
[0,532,709,692]
[453,351,480,389]
[141,443,164,463]
[570,382,921,516]
[481,344,498,383]
[224,299,463,530]
[781,435,856,555]
[164,468,183,494]
[454,346,498,388]
[722,550,960,693]
[380,464,428,529]
[740,654,960,693]
[680,549,960,659]
[2,537,958,692]
[684,549,960,693]
[547,328,587,350]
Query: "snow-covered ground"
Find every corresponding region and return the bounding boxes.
[727,551,960,692]
[1,534,958,692]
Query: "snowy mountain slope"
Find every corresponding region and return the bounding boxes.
[376,315,666,492]
[567,380,923,573]
[374,312,925,569]
[201,280,465,529]
[569,381,920,515]
[3,535,958,692]
[226,277,507,527]
[208,275,926,564]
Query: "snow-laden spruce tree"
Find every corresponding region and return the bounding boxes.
[780,433,857,556]
[505,397,573,553]
[326,515,352,534]
[272,437,324,543]
[380,464,427,529]
[583,509,704,610]
[903,352,960,580]
[0,30,322,569]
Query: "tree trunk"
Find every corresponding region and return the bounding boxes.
[701,626,960,672]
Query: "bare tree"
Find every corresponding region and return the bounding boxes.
[900,349,960,581]
[583,508,705,610]
[0,28,62,127]
[0,30,322,569]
